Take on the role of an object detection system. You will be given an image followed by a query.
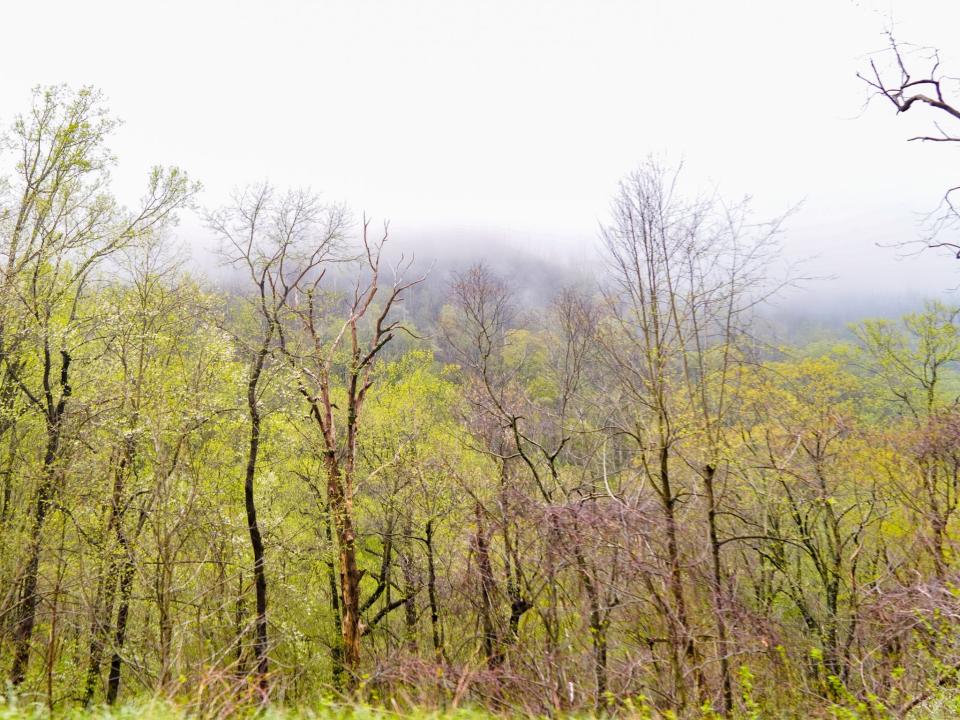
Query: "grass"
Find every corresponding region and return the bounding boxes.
[0,699,525,720]
[1,695,959,719]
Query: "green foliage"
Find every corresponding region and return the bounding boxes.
[7,86,960,720]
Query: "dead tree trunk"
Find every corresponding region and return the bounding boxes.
[324,451,362,686]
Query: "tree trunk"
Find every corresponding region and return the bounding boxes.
[9,407,64,686]
[575,547,608,710]
[244,345,270,695]
[336,517,361,683]
[234,572,246,675]
[323,504,344,689]
[106,545,135,705]
[83,552,119,705]
[84,443,133,706]
[658,441,701,710]
[425,520,443,663]
[105,498,150,706]
[704,464,733,715]
[473,503,501,669]
[401,518,418,653]
[326,451,361,688]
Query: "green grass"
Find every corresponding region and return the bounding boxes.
[0,699,526,720]
[1,696,959,720]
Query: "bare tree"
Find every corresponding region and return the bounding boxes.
[209,184,346,696]
[278,217,423,688]
[599,158,787,715]
[860,34,960,253]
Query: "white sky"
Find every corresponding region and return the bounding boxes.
[1,0,958,300]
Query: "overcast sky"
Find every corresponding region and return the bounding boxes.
[1,0,958,301]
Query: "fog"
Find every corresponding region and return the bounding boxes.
[2,0,959,319]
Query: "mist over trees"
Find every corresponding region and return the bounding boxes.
[1,80,960,720]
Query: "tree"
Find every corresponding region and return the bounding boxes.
[860,35,960,253]
[278,216,422,688]
[209,184,346,696]
[740,356,883,682]
[855,301,960,418]
[442,264,537,670]
[856,302,960,575]
[598,158,786,715]
[0,86,196,687]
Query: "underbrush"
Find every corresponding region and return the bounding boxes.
[0,701,958,720]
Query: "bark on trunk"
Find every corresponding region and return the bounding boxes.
[105,499,150,705]
[425,520,443,663]
[10,348,69,687]
[401,518,418,653]
[575,547,608,710]
[325,451,361,688]
[106,546,135,705]
[244,344,271,695]
[704,464,733,716]
[83,441,134,706]
[658,441,702,710]
[324,505,344,689]
[474,503,502,669]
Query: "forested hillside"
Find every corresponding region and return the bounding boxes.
[3,87,960,720]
